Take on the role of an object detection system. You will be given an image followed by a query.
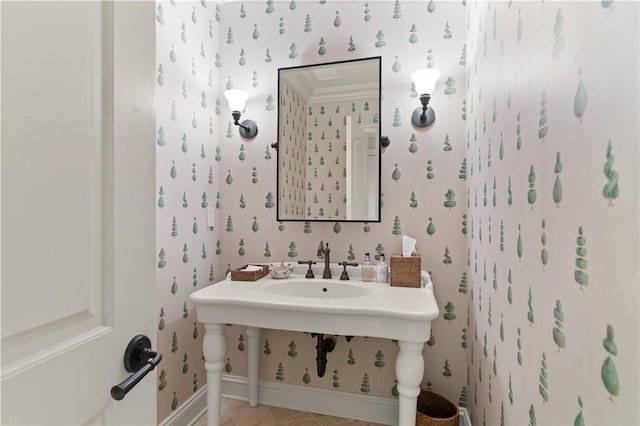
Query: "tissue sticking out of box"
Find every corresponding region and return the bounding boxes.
[242,264,263,272]
[402,235,417,257]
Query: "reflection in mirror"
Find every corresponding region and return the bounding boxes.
[277,57,381,222]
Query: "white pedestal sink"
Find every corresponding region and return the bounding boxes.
[190,264,439,426]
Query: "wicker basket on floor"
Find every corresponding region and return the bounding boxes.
[416,389,459,426]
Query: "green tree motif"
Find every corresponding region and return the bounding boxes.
[302,368,311,385]
[427,217,436,236]
[574,396,585,426]
[553,300,565,351]
[409,24,418,44]
[444,189,456,209]
[443,359,452,377]
[508,177,513,207]
[516,113,522,151]
[265,0,275,14]
[444,301,456,321]
[443,76,456,95]
[602,141,619,205]
[528,165,537,207]
[288,340,297,358]
[443,134,452,152]
[360,373,370,394]
[458,272,467,294]
[275,362,284,382]
[226,27,233,44]
[171,392,178,411]
[517,328,522,365]
[458,386,467,408]
[392,108,401,127]
[553,152,563,206]
[517,224,523,260]
[193,322,199,339]
[171,332,178,353]
[289,42,297,59]
[527,286,535,325]
[347,348,355,365]
[265,192,274,209]
[409,191,418,208]
[459,158,467,180]
[443,21,452,39]
[374,350,385,368]
[363,3,371,22]
[601,324,619,400]
[575,226,588,288]
[237,334,245,352]
[304,14,312,32]
[541,220,548,267]
[330,369,339,389]
[288,241,298,258]
[347,36,356,52]
[392,216,402,235]
[375,30,385,49]
[538,91,548,141]
[158,369,167,391]
[392,0,402,19]
[182,244,189,263]
[443,247,452,265]
[553,8,565,58]
[539,352,548,403]
[158,308,165,330]
[426,330,435,347]
[574,78,587,122]
[426,160,435,180]
[225,215,233,232]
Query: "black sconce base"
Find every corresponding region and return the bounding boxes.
[411,106,436,128]
[238,119,258,138]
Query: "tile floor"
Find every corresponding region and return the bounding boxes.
[194,398,384,426]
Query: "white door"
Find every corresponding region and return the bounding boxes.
[1,2,156,424]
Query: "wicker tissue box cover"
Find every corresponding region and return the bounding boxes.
[390,254,421,288]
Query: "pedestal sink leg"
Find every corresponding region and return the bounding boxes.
[396,341,424,426]
[246,326,261,408]
[203,323,226,426]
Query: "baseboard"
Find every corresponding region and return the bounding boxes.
[222,374,399,425]
[159,385,208,426]
[459,407,472,426]
[164,376,471,426]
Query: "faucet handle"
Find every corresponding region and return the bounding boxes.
[298,260,317,278]
[338,261,359,280]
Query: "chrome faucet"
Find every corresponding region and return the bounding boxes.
[319,242,331,279]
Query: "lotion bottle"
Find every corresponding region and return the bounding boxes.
[376,253,388,283]
[362,252,374,282]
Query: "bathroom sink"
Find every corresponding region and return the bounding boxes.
[262,279,371,299]
[191,263,440,426]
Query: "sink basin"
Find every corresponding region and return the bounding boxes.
[262,280,371,298]
[190,264,440,426]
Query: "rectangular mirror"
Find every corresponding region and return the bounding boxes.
[277,56,382,222]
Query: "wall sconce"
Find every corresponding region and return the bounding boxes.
[410,69,441,128]
[224,89,258,138]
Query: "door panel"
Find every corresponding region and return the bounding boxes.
[1,2,156,424]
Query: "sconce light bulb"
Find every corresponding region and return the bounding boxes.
[411,69,441,96]
[224,89,250,112]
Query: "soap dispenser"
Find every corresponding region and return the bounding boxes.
[362,253,374,282]
[376,253,388,283]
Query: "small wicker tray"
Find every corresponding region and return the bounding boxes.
[230,264,269,281]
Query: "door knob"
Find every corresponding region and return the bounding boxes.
[111,334,162,401]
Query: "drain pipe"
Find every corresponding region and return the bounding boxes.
[312,334,337,377]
